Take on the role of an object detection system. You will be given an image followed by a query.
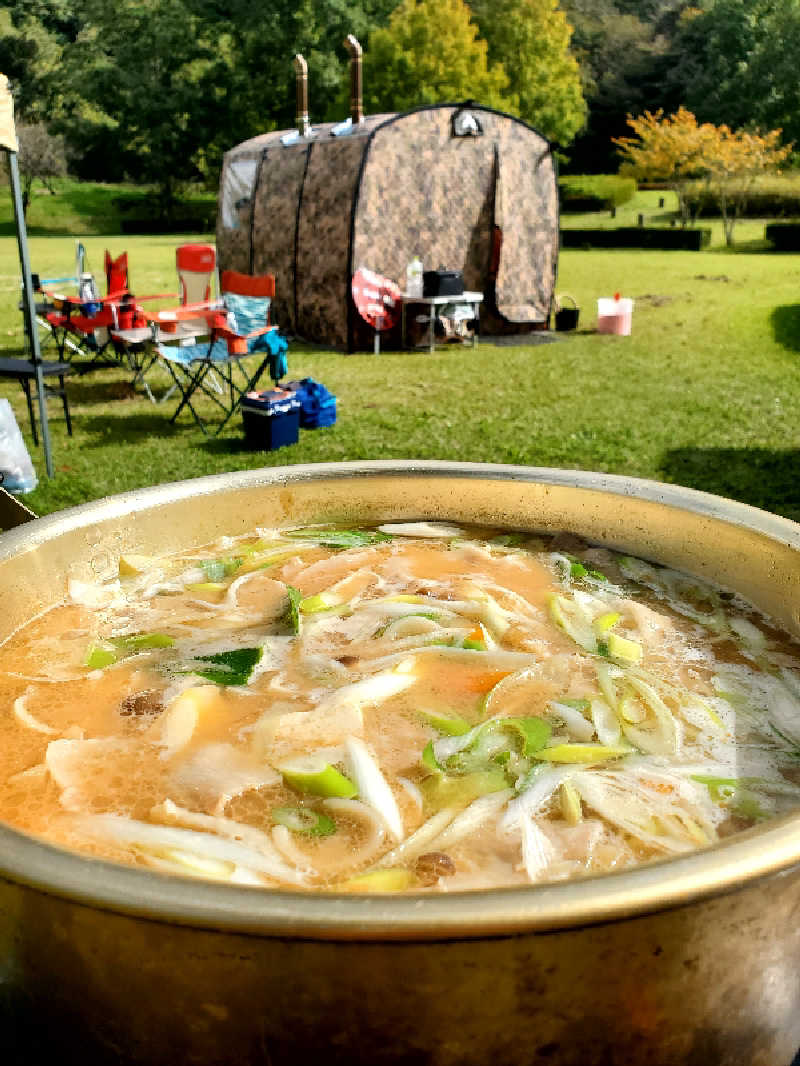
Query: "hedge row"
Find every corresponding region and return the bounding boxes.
[684,176,800,218]
[560,227,711,250]
[114,196,216,235]
[765,223,800,250]
[559,175,637,213]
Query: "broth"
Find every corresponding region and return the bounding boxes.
[1,521,799,892]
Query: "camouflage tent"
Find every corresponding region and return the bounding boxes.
[217,102,559,352]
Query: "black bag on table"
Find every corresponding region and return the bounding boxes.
[422,270,464,298]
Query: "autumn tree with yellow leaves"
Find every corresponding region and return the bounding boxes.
[614,108,791,245]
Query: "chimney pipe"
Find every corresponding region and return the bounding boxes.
[294,54,310,137]
[344,35,363,125]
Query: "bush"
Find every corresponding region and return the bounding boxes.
[684,175,800,218]
[560,227,711,250]
[558,175,637,213]
[116,195,216,234]
[765,223,800,250]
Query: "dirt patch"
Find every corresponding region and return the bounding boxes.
[636,293,674,308]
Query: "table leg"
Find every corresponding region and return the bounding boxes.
[401,303,406,349]
[429,307,435,354]
[20,377,38,447]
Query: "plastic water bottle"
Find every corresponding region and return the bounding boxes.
[406,256,423,298]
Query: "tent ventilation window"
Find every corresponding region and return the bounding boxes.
[220,158,258,231]
[452,108,483,138]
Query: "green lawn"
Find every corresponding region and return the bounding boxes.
[1,230,799,522]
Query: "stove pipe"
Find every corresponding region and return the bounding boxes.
[344,35,363,125]
[294,54,310,137]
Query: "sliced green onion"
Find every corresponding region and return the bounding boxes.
[593,612,621,635]
[419,711,472,736]
[606,632,643,665]
[502,717,552,756]
[339,867,412,892]
[185,581,228,601]
[285,528,392,549]
[560,781,583,825]
[299,592,337,614]
[536,743,632,764]
[421,740,442,772]
[118,554,157,577]
[279,757,358,798]
[271,806,336,836]
[421,768,509,809]
[285,584,302,634]
[112,632,175,653]
[200,557,242,582]
[85,645,117,670]
[691,775,770,820]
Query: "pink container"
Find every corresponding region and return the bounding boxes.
[597,297,633,335]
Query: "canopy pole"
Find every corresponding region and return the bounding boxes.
[7,147,53,478]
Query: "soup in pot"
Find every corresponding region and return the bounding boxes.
[1,522,799,892]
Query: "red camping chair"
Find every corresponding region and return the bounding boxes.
[155,269,288,435]
[44,250,133,370]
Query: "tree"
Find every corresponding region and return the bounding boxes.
[559,0,695,171]
[0,3,72,122]
[470,0,586,146]
[361,0,512,115]
[53,0,222,199]
[614,108,790,244]
[14,122,68,218]
[701,125,791,246]
[614,108,716,224]
[670,0,800,151]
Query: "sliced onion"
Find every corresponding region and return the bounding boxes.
[396,776,424,816]
[519,816,555,882]
[13,692,57,735]
[68,812,309,884]
[272,799,386,877]
[501,768,574,833]
[591,698,621,746]
[427,789,512,852]
[344,736,405,841]
[549,700,595,742]
[376,807,457,868]
[377,522,465,538]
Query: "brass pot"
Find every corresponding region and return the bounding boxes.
[1,461,800,1066]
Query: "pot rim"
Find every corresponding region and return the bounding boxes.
[3,459,800,941]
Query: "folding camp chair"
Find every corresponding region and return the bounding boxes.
[116,244,221,402]
[155,270,288,435]
[43,250,129,370]
[22,242,86,360]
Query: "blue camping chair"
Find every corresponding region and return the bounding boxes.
[155,270,288,435]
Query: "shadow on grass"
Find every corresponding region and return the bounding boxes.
[77,411,188,445]
[65,378,142,404]
[770,305,800,352]
[661,446,800,520]
[198,434,265,455]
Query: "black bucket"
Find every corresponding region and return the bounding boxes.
[554,294,580,332]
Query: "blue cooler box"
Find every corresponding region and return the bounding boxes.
[284,378,337,429]
[241,389,301,450]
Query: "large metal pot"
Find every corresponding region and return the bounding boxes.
[2,461,800,1066]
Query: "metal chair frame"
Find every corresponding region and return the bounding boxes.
[157,270,279,436]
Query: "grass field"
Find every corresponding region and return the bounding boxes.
[1,192,798,522]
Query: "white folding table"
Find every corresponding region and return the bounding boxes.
[400,291,483,353]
